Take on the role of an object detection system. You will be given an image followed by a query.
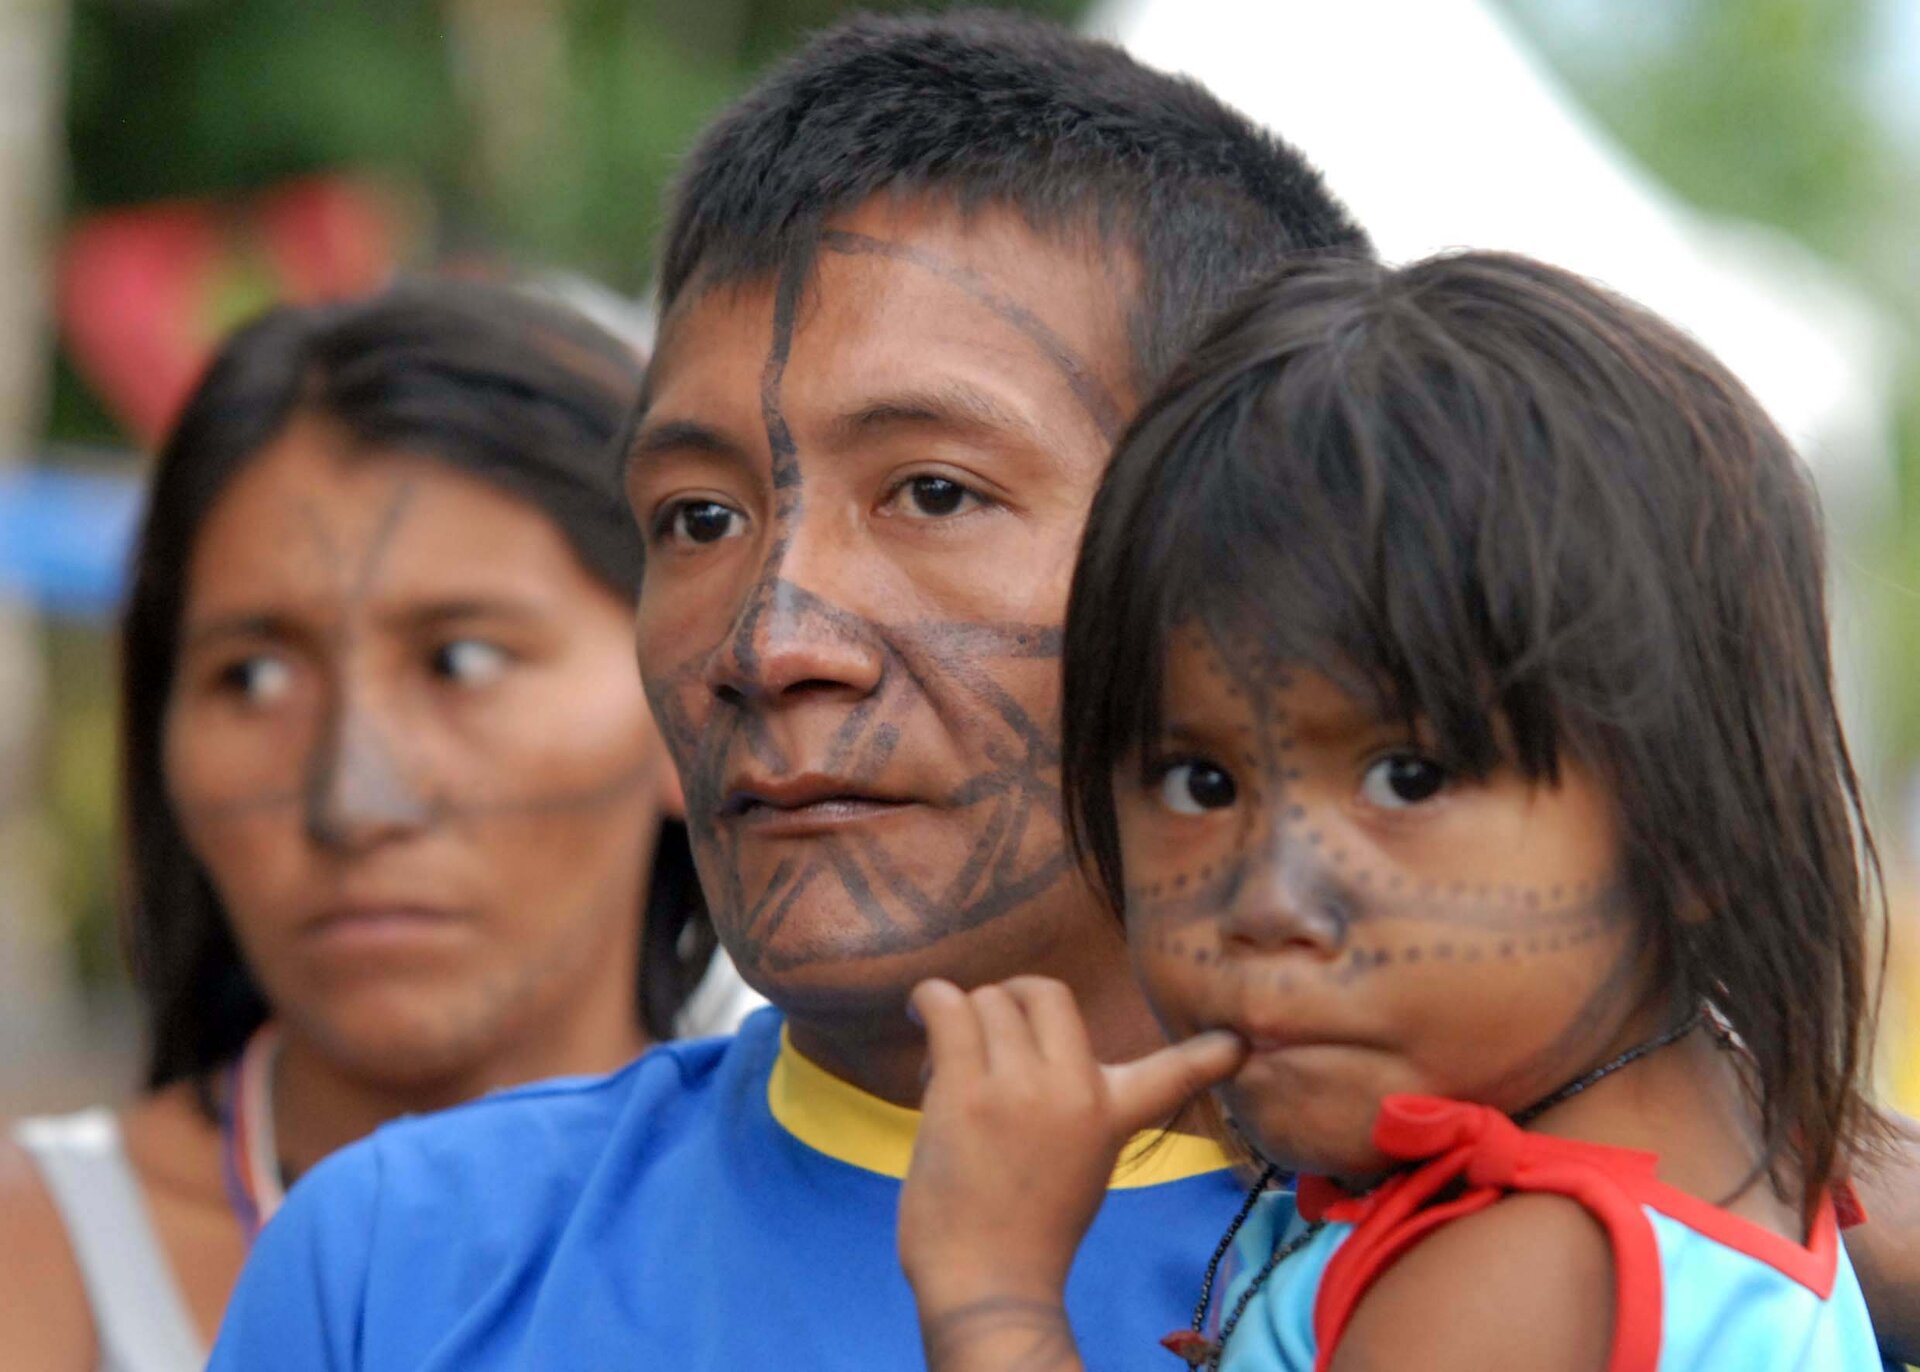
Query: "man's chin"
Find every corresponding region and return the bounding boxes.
[726,920,957,1021]
[718,895,1056,1023]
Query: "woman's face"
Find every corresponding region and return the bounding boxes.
[1116,628,1654,1183]
[166,415,672,1087]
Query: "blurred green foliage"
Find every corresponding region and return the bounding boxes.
[64,0,1088,295]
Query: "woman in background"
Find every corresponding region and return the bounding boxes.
[0,280,742,1369]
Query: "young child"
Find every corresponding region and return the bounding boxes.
[897,251,1887,1371]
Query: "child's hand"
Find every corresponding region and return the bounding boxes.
[898,975,1246,1328]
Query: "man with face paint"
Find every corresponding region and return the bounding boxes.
[210,13,1920,1369]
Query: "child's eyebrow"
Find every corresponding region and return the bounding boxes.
[1153,720,1246,752]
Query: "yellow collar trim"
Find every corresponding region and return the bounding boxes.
[767,1027,1233,1187]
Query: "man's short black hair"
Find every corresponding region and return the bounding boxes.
[658,8,1370,388]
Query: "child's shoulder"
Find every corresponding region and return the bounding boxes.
[1332,1193,1614,1372]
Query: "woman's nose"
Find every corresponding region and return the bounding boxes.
[302,681,434,851]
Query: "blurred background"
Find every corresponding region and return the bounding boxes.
[1,0,1916,1114]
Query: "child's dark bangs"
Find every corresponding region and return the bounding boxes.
[1154,337,1584,784]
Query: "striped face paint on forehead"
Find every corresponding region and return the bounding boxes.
[1115,621,1653,1175]
[631,200,1138,998]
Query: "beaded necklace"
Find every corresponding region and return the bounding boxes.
[217,1025,286,1243]
[1164,1006,1705,1370]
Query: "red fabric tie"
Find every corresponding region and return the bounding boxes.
[1304,1095,1666,1372]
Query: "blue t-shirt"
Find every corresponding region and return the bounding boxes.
[210,1008,1255,1370]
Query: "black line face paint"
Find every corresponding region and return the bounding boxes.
[652,590,1070,974]
[1115,622,1651,1176]
[297,480,438,846]
[816,230,1126,442]
[635,213,1136,995]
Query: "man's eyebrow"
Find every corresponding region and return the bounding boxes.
[625,418,755,470]
[824,383,1056,455]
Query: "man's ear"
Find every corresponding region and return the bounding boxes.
[656,756,687,821]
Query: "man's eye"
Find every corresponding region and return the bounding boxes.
[217,655,293,706]
[660,500,745,545]
[1360,752,1449,810]
[887,475,984,519]
[431,639,510,687]
[1158,761,1238,815]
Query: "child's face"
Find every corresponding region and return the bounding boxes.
[1116,628,1646,1183]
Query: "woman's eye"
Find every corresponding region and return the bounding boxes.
[1158,761,1238,815]
[217,655,292,706]
[432,639,510,687]
[887,475,984,519]
[1360,753,1449,810]
[661,500,745,545]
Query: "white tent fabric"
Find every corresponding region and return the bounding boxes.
[1088,0,1901,773]
[1086,0,1898,516]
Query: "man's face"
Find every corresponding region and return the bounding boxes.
[628,197,1136,1015]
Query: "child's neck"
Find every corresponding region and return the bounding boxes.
[1525,1022,1801,1240]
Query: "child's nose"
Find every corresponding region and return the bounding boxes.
[1220,828,1351,958]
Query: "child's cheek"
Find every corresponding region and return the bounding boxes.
[1125,903,1219,1039]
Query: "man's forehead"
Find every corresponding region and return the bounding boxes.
[645,206,1128,462]
[645,198,1136,421]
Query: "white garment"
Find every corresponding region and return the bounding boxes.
[673,947,767,1040]
[7,964,756,1372]
[10,1108,204,1372]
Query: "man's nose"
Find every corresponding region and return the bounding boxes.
[1220,821,1352,957]
[303,679,434,851]
[706,513,885,704]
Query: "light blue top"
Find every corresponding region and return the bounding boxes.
[1213,1183,1880,1369]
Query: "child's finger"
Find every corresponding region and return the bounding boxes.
[999,976,1095,1070]
[1101,1031,1247,1136]
[912,978,986,1079]
[971,982,1043,1073]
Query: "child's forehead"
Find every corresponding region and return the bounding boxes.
[1161,622,1380,729]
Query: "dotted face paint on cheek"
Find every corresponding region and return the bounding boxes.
[1122,624,1642,1106]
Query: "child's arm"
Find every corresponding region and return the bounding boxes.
[898,976,1244,1372]
[1329,1194,1614,1372]
[1848,1112,1920,1363]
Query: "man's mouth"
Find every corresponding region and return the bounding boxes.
[720,773,917,833]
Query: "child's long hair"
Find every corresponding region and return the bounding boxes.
[1063,251,1885,1211]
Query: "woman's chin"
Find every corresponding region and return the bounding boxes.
[284,997,505,1089]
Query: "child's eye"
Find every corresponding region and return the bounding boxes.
[1360,752,1449,809]
[881,474,988,520]
[1158,761,1238,815]
[431,639,510,687]
[656,499,747,545]
[217,654,293,706]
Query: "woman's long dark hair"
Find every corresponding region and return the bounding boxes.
[123,279,714,1102]
[1064,251,1886,1214]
